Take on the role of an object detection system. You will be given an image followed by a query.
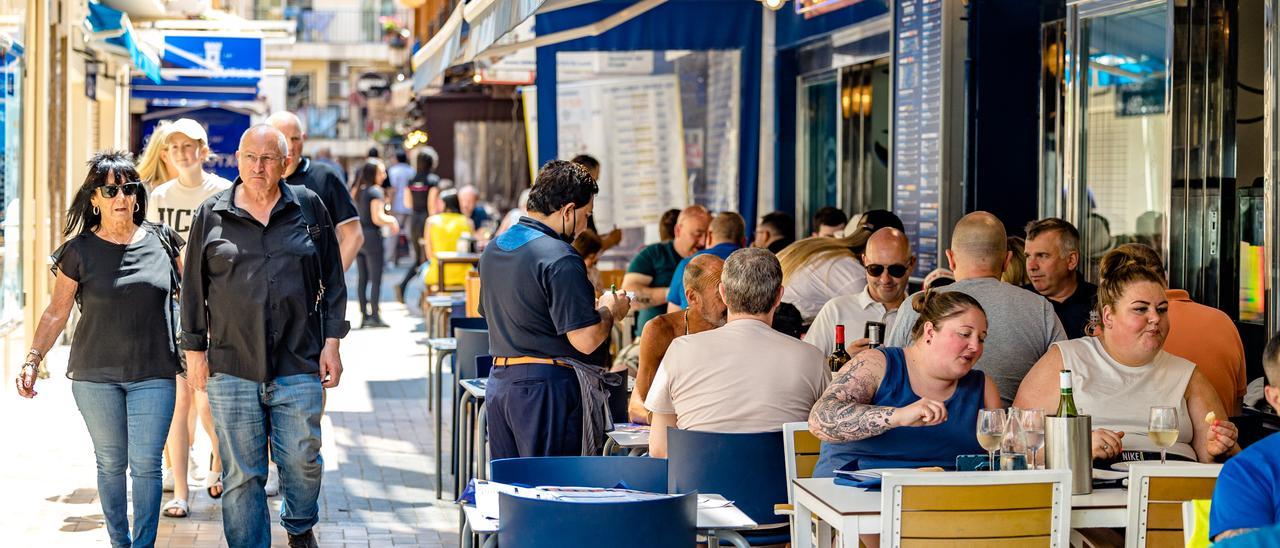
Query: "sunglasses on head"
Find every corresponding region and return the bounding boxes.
[96,183,142,199]
[866,263,910,278]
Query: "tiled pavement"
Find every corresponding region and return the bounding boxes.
[0,265,462,547]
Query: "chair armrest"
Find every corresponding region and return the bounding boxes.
[775,503,794,516]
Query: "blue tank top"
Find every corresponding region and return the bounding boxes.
[812,347,987,477]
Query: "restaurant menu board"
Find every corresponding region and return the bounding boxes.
[893,0,944,276]
[555,75,688,229]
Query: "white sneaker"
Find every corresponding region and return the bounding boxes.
[264,464,280,497]
[162,467,175,493]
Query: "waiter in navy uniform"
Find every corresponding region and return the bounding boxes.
[481,160,631,458]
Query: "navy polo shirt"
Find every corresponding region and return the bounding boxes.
[479,217,604,364]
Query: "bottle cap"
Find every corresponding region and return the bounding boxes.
[1059,370,1072,389]
[835,324,845,343]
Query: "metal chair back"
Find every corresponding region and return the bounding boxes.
[497,491,696,548]
[490,456,668,493]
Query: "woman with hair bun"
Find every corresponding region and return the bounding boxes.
[1013,246,1239,464]
[808,290,1002,477]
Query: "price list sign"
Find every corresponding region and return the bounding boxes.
[893,0,945,276]
[556,75,688,229]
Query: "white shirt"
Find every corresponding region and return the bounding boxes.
[1056,337,1198,460]
[804,286,900,356]
[146,173,233,258]
[644,318,830,433]
[782,256,867,321]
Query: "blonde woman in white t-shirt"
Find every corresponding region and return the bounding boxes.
[1013,246,1239,465]
[145,119,232,518]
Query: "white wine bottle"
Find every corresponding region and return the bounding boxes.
[1056,370,1078,417]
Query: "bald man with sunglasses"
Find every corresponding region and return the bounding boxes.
[805,228,915,357]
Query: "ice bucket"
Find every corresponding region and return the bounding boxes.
[1045,415,1092,495]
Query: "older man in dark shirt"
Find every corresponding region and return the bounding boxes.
[181,124,348,548]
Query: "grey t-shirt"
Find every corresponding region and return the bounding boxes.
[887,277,1067,405]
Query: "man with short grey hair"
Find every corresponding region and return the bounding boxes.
[182,124,348,548]
[1024,217,1096,339]
[644,248,830,457]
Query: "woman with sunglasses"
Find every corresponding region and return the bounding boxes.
[15,151,184,548]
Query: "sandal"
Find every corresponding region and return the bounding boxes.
[162,498,189,518]
[207,477,223,499]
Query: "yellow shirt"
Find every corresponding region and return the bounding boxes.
[424,212,473,287]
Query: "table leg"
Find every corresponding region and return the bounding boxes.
[838,516,859,548]
[426,345,434,411]
[793,499,815,548]
[475,399,488,480]
[705,530,717,547]
[457,392,474,497]
[817,520,833,548]
[481,534,497,548]
[717,530,750,548]
[434,349,452,499]
[602,437,618,456]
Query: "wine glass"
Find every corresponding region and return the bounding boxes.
[976,408,1007,471]
[1019,408,1046,470]
[1149,406,1179,464]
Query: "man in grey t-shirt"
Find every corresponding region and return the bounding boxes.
[888,212,1066,405]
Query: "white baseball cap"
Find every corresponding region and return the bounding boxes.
[169,118,208,142]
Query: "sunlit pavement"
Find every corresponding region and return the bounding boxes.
[0,264,462,547]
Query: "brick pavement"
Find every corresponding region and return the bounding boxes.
[0,265,462,547]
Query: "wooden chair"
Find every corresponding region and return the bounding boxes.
[1125,463,1222,548]
[777,422,825,545]
[464,271,481,318]
[880,469,1072,547]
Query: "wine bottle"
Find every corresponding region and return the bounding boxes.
[1056,370,1078,417]
[828,325,852,374]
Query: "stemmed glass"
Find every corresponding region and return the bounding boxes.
[1019,408,1046,470]
[1149,406,1179,464]
[977,408,1007,471]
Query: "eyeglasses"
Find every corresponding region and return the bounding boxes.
[96,183,142,199]
[866,263,909,278]
[241,153,283,165]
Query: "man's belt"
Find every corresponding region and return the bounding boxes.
[493,356,569,367]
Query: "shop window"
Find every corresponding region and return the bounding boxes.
[0,45,24,328]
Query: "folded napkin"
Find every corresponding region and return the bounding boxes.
[834,475,881,491]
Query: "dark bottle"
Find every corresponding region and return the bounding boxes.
[828,325,852,374]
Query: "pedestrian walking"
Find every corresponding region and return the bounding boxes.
[180,124,348,548]
[145,118,232,516]
[482,160,631,458]
[352,159,399,328]
[16,151,184,548]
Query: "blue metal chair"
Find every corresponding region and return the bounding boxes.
[497,491,696,548]
[667,429,789,545]
[490,456,669,493]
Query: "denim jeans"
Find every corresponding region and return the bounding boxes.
[72,378,176,548]
[207,373,323,546]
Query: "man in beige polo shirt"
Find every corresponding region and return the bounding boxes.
[645,248,830,457]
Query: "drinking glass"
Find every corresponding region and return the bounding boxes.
[976,408,1007,471]
[1149,406,1179,464]
[1019,408,1046,470]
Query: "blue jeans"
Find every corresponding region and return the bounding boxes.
[207,373,323,546]
[72,378,176,548]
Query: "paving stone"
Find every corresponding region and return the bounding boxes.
[0,266,462,545]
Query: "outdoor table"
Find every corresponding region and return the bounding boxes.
[427,337,457,500]
[461,493,758,548]
[602,425,650,456]
[434,252,481,294]
[788,477,1128,548]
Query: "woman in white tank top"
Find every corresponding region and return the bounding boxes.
[1013,246,1238,465]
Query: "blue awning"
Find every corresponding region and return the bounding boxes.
[465,0,548,59]
[85,1,162,84]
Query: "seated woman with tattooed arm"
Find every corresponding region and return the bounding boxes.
[808,291,1003,477]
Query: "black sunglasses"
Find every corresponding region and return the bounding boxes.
[96,183,142,199]
[866,263,910,278]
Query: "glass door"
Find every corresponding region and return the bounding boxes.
[1064,0,1172,278]
[840,59,891,215]
[798,73,840,236]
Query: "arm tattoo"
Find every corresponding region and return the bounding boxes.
[808,356,896,443]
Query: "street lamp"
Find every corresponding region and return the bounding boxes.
[761,0,787,11]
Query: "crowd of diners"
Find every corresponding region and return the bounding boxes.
[475,159,1280,543]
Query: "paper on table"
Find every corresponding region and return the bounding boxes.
[697,496,735,509]
[474,481,556,519]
